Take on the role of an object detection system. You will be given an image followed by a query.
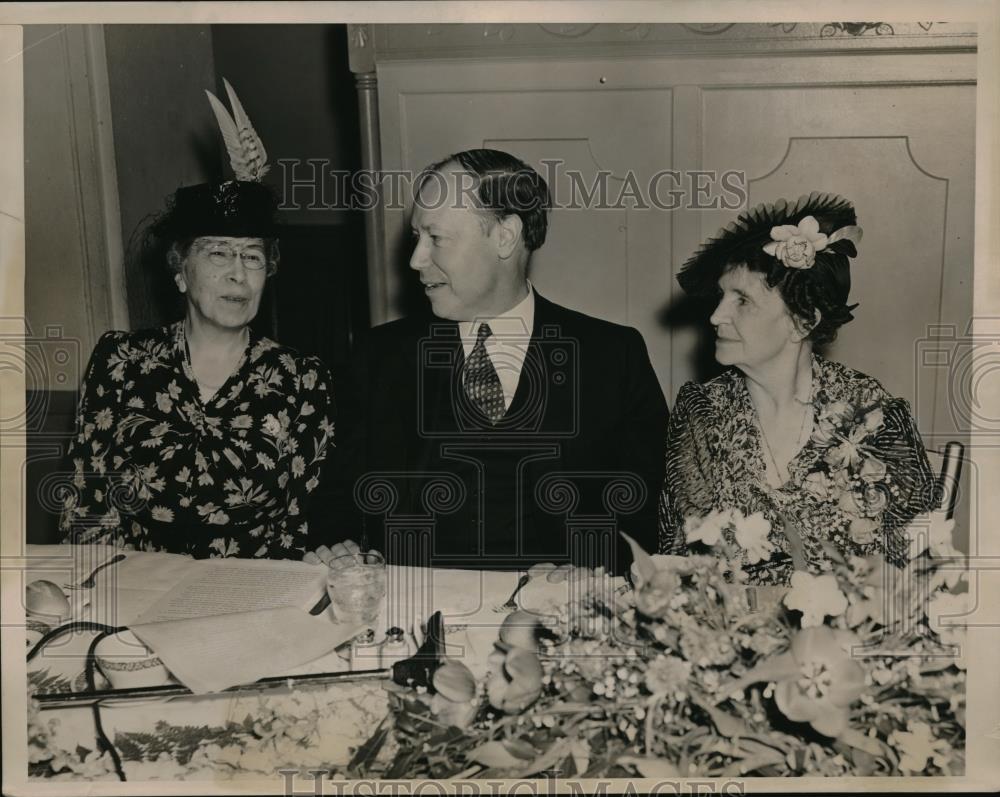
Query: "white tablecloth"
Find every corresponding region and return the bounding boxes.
[23,546,605,778]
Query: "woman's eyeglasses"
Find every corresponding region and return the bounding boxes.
[197,242,268,270]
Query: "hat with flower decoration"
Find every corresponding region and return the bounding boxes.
[677,193,864,325]
[150,78,278,242]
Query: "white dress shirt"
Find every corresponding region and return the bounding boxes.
[459,284,535,411]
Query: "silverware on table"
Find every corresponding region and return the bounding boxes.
[64,554,127,590]
[494,573,531,613]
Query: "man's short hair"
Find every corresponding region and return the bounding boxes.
[419,149,550,251]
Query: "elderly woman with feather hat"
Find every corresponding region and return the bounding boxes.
[59,82,334,559]
[658,194,937,585]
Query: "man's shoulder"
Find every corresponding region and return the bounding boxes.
[534,294,642,343]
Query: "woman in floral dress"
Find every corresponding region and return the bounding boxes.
[59,178,334,559]
[658,193,937,585]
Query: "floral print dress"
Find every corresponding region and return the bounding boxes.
[658,356,936,585]
[59,322,335,559]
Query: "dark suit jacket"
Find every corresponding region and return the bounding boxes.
[321,292,668,573]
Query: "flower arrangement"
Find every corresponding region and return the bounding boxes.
[28,512,965,781]
[373,517,965,779]
[803,400,896,546]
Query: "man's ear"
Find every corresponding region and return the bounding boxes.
[495,214,523,260]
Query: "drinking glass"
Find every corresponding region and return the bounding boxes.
[326,551,386,627]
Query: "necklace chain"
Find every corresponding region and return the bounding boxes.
[758,402,811,486]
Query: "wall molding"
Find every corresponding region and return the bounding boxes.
[360,22,976,63]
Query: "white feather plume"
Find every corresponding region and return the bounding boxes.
[204,78,269,182]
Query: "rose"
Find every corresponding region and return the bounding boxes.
[778,236,816,268]
[763,216,829,269]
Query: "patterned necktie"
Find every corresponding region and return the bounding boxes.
[463,322,505,422]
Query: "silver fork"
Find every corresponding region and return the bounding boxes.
[63,554,126,590]
[493,574,531,613]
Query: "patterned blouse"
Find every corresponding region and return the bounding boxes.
[658,355,936,585]
[59,322,335,559]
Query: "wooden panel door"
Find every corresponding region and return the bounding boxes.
[376,51,975,436]
[699,82,976,446]
[378,61,675,392]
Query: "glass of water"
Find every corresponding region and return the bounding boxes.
[327,551,387,627]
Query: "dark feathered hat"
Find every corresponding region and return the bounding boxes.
[677,193,863,325]
[151,79,277,242]
[152,180,277,241]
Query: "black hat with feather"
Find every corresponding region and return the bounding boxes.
[677,192,864,342]
[150,79,277,243]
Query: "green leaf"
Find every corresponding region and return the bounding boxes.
[347,716,390,776]
[468,741,529,770]
[385,748,421,780]
[502,737,537,760]
[618,755,681,778]
[620,532,656,584]
[715,652,798,702]
[517,739,571,778]
[28,668,75,696]
[723,749,786,776]
[840,728,883,757]
[736,733,794,757]
[691,694,750,738]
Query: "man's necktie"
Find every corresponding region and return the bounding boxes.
[463,322,505,422]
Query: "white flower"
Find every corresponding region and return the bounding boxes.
[927,590,967,651]
[903,510,962,562]
[685,509,734,547]
[763,216,828,269]
[783,571,848,627]
[262,414,282,436]
[732,511,773,564]
[150,506,174,523]
[889,721,952,774]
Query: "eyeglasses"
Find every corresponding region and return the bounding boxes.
[196,241,268,271]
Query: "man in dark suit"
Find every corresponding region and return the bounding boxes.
[313,149,667,574]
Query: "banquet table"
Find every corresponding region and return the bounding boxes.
[21,545,601,781]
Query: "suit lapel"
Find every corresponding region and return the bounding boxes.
[507,292,564,428]
[413,318,463,459]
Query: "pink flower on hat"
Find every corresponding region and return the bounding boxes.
[763,215,828,269]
